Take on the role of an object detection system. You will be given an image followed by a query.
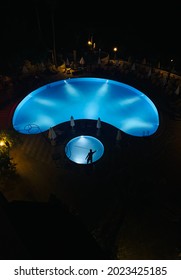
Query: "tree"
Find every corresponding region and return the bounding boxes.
[0,130,18,178]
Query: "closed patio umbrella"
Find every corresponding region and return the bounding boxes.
[70,116,75,128]
[147,68,152,78]
[48,127,57,140]
[66,58,70,67]
[96,117,101,129]
[98,57,101,65]
[131,63,136,71]
[175,85,180,95]
[79,57,85,66]
[116,129,122,141]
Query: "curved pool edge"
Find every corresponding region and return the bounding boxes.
[65,135,104,164]
[12,77,160,137]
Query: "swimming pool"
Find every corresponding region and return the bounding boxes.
[12,77,159,137]
[65,135,104,164]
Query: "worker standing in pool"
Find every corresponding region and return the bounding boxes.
[85,149,96,164]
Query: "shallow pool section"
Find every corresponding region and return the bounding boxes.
[65,135,104,164]
[12,77,159,137]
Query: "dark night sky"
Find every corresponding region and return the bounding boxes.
[0,1,180,69]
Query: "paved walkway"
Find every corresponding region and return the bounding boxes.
[0,114,180,259]
[18,133,53,164]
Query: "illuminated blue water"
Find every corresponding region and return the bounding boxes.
[65,135,104,164]
[12,77,159,137]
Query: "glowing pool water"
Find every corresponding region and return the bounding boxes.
[65,135,104,164]
[12,77,159,137]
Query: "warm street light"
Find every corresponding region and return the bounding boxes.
[113,47,118,60]
[0,132,12,153]
[167,58,174,83]
[88,34,93,50]
[0,138,9,155]
[0,140,5,147]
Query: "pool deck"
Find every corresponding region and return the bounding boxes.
[0,66,181,260]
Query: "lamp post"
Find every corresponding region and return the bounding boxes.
[167,58,174,83]
[113,47,118,61]
[88,34,93,50]
[88,34,94,71]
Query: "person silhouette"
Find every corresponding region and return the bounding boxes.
[85,149,96,164]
